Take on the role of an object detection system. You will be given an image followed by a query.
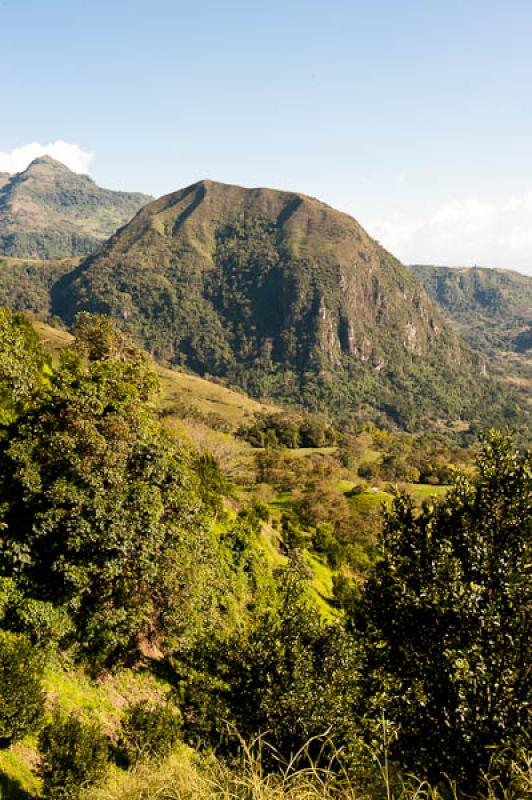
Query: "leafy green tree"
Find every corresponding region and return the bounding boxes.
[181,565,360,768]
[0,318,222,664]
[0,629,45,747]
[71,311,147,364]
[39,709,109,800]
[355,432,531,789]
[0,307,49,422]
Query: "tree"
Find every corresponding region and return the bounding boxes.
[0,318,220,665]
[0,308,49,422]
[118,699,182,764]
[181,565,360,768]
[355,432,531,789]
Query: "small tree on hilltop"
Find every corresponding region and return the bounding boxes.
[355,431,531,790]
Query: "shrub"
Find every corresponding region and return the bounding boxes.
[181,569,361,769]
[39,709,109,800]
[0,629,45,747]
[119,699,182,764]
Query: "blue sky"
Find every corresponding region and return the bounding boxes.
[2,0,532,273]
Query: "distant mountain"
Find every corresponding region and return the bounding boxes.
[48,179,511,429]
[409,264,532,414]
[409,265,532,353]
[0,157,151,259]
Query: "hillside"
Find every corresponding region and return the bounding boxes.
[0,310,528,800]
[0,255,78,315]
[409,264,532,351]
[49,179,504,429]
[32,319,277,432]
[0,156,151,258]
[410,264,532,410]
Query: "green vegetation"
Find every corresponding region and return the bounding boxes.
[410,264,532,413]
[0,312,529,799]
[39,710,109,799]
[0,157,151,259]
[118,700,181,764]
[0,631,45,747]
[409,264,532,352]
[355,431,531,789]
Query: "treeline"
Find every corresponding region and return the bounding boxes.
[237,410,337,449]
[0,310,529,799]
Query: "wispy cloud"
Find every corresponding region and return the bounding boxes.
[368,191,532,276]
[0,141,94,175]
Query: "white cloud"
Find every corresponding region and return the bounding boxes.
[367,191,532,276]
[0,141,94,175]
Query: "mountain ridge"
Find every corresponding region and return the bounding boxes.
[0,157,152,258]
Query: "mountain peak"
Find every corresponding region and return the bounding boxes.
[24,155,75,174]
[0,158,152,259]
[52,179,492,428]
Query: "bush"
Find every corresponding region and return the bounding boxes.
[119,699,182,764]
[39,709,109,799]
[0,578,74,647]
[0,629,45,747]
[181,569,361,769]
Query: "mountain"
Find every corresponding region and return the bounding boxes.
[409,265,532,352]
[0,157,151,259]
[50,179,509,429]
[409,264,532,414]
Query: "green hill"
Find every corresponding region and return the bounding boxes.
[409,264,532,352]
[49,179,503,429]
[0,255,78,316]
[0,157,151,259]
[409,264,532,411]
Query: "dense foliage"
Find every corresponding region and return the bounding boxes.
[0,307,50,421]
[355,432,531,788]
[0,314,264,665]
[118,700,182,764]
[39,710,109,800]
[237,411,337,448]
[0,629,45,747]
[0,311,528,799]
[180,566,360,768]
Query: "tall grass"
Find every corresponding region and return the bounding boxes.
[84,742,531,800]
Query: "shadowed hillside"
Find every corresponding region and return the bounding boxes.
[410,264,532,412]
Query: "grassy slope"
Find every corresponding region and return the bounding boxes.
[33,320,277,431]
[0,663,173,799]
